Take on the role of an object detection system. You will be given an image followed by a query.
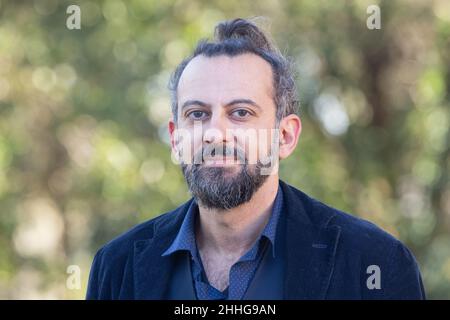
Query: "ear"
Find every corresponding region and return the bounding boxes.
[278,114,301,160]
[168,117,176,150]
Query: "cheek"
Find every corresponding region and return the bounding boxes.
[232,129,277,163]
[258,131,277,156]
[192,137,203,156]
[173,127,201,162]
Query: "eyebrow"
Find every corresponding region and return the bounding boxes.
[180,99,262,111]
[180,100,211,111]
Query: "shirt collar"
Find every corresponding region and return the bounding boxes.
[161,198,199,259]
[162,182,284,259]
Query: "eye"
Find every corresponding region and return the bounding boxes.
[187,110,208,120]
[231,109,251,119]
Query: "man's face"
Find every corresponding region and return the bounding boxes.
[170,53,279,210]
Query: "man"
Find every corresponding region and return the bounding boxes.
[86,18,425,300]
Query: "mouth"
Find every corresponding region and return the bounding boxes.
[203,156,243,166]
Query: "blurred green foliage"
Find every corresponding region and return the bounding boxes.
[0,0,449,299]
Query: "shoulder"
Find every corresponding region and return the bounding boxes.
[319,198,399,252]
[309,191,405,257]
[286,182,401,252]
[292,187,425,298]
[86,204,188,299]
[95,207,183,263]
[285,182,416,264]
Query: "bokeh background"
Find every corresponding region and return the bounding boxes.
[0,0,449,299]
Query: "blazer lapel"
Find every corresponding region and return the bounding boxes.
[133,199,193,299]
[281,181,341,299]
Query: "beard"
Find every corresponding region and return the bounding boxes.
[180,143,271,210]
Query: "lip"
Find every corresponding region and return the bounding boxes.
[203,157,242,166]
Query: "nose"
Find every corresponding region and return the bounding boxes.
[203,112,229,144]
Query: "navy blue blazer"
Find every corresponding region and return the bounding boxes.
[86,180,426,299]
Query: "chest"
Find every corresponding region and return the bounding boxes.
[198,251,240,291]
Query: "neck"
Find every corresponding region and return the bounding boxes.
[195,175,279,258]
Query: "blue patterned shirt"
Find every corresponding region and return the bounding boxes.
[162,183,284,300]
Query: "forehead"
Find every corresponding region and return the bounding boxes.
[177,53,274,104]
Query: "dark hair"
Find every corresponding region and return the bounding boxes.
[168,18,299,122]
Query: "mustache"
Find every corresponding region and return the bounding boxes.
[192,144,246,165]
